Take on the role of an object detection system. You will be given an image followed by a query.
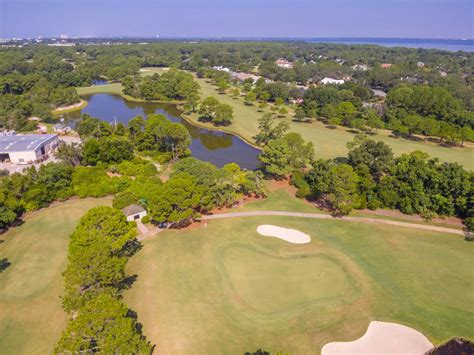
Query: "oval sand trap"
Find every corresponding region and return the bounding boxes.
[257,225,311,244]
[322,321,433,355]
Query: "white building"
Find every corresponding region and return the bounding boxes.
[122,205,147,222]
[276,59,294,69]
[0,134,59,164]
[213,66,231,73]
[320,77,345,85]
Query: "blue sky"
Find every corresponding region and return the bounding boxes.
[1,0,472,38]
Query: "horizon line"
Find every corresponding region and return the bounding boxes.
[3,36,474,41]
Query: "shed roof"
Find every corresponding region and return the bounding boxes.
[122,204,146,216]
[0,134,57,153]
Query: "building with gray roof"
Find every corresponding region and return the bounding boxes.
[122,204,147,222]
[0,134,59,164]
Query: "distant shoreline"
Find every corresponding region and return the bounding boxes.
[305,37,474,52]
[3,37,472,52]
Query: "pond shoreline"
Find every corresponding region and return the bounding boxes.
[52,99,88,114]
[62,92,261,169]
[68,90,262,151]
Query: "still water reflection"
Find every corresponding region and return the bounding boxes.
[64,94,260,169]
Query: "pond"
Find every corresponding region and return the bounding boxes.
[92,79,109,86]
[62,94,261,169]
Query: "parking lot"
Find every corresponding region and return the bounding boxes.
[0,155,59,174]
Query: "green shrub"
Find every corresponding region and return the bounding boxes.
[113,191,137,210]
[291,170,311,198]
[56,187,75,201]
[116,159,157,177]
[141,215,150,224]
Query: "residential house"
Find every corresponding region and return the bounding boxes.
[276,59,294,69]
[320,77,345,85]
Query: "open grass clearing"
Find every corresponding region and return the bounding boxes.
[76,82,124,96]
[124,215,473,354]
[0,197,112,355]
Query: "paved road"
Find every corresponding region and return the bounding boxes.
[202,211,465,236]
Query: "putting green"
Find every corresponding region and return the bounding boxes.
[124,215,473,354]
[222,246,353,314]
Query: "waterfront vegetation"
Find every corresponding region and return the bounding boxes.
[189,74,474,169]
[74,68,474,168]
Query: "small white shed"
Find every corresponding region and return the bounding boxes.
[122,205,147,222]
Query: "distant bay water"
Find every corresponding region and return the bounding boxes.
[305,38,473,52]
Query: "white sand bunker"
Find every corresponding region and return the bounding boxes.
[256,225,311,244]
[322,321,433,355]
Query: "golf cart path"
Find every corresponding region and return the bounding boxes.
[202,211,465,236]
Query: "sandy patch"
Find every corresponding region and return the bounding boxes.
[256,225,311,244]
[322,321,433,355]
[54,100,85,112]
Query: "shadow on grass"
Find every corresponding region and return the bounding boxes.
[119,274,138,291]
[0,258,11,273]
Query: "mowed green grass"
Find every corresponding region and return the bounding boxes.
[192,77,474,169]
[76,82,123,96]
[0,197,112,355]
[124,216,474,354]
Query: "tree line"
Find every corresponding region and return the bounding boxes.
[251,117,473,230]
[286,136,473,230]
[113,157,265,228]
[55,206,152,353]
[2,41,472,134]
[0,111,262,231]
[122,69,199,105]
[0,112,190,231]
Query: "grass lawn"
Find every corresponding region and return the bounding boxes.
[235,185,463,230]
[0,197,112,355]
[76,82,123,96]
[124,216,474,354]
[191,77,474,169]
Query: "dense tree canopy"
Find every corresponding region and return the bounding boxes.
[55,294,152,354]
[57,206,151,353]
[294,137,473,221]
[129,114,191,159]
[62,206,137,311]
[259,132,314,178]
[198,97,234,126]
